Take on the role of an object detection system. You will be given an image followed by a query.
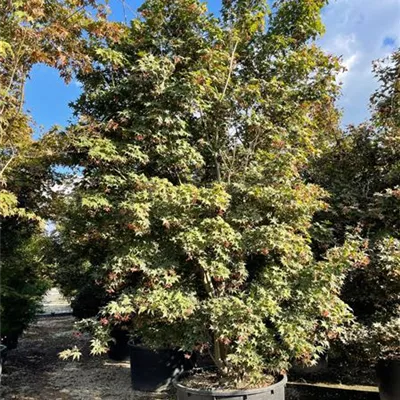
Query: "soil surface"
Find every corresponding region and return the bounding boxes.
[180,370,275,391]
[0,316,168,400]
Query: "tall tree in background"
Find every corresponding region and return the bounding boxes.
[0,0,123,348]
[57,0,364,385]
[311,49,400,362]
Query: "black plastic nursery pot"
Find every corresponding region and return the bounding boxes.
[0,344,7,375]
[174,374,288,400]
[107,328,130,361]
[376,359,400,400]
[1,332,19,350]
[129,342,191,392]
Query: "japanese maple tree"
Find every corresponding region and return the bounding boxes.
[57,0,363,386]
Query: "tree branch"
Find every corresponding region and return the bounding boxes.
[220,39,239,102]
[0,152,16,179]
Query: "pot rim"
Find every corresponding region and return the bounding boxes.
[173,373,287,396]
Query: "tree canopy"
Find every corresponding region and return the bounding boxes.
[310,49,400,361]
[0,0,123,347]
[55,0,365,386]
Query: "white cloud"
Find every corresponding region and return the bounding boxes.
[72,79,83,88]
[319,0,400,125]
[332,33,357,54]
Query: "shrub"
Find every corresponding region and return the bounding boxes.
[1,222,51,349]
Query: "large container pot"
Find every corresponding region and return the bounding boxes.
[1,333,19,350]
[108,328,130,361]
[376,359,400,400]
[175,374,288,400]
[129,342,191,392]
[0,345,7,375]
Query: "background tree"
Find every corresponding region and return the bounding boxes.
[310,49,400,362]
[57,0,364,386]
[0,0,123,347]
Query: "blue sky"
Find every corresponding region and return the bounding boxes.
[25,0,399,136]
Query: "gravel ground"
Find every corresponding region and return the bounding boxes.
[0,316,168,400]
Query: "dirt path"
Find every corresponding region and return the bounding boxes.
[0,316,166,400]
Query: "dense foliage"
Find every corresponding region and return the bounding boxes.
[0,0,122,347]
[56,0,366,386]
[311,50,400,361]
